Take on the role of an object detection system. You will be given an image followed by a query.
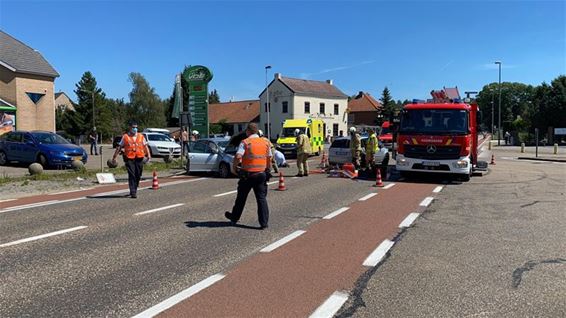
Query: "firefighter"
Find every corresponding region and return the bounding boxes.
[225,123,272,229]
[295,128,311,177]
[365,128,379,171]
[349,127,362,169]
[258,130,279,173]
[111,120,151,198]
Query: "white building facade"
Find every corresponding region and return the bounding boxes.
[259,73,349,140]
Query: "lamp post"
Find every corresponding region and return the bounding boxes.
[265,65,272,140]
[80,89,95,129]
[495,61,502,146]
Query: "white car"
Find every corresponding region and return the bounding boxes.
[143,133,181,158]
[186,138,235,178]
[328,136,390,174]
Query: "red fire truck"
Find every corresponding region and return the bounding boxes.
[395,90,484,181]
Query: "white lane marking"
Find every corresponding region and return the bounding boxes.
[159,177,207,188]
[0,199,17,203]
[0,226,87,248]
[132,273,225,318]
[432,186,444,193]
[309,291,349,318]
[90,189,130,197]
[358,193,377,201]
[0,200,60,213]
[267,180,279,185]
[363,239,395,267]
[500,156,515,160]
[399,213,421,228]
[48,188,94,195]
[323,207,350,220]
[382,183,396,189]
[419,197,434,207]
[260,230,306,253]
[135,203,185,216]
[292,176,299,179]
[213,190,237,197]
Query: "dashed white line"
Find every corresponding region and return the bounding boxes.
[399,213,421,228]
[432,186,444,193]
[135,203,185,216]
[382,183,396,189]
[158,177,207,188]
[323,207,350,220]
[0,226,87,248]
[132,273,226,318]
[309,291,349,318]
[363,239,395,267]
[419,196,434,207]
[358,193,377,201]
[260,230,306,253]
[0,200,60,213]
[213,190,238,197]
[267,180,279,185]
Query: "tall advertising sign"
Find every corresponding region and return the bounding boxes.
[182,66,213,137]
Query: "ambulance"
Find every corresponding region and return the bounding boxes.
[276,118,325,157]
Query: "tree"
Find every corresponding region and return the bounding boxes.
[73,71,108,137]
[208,89,220,104]
[379,87,398,119]
[128,72,166,128]
[106,98,128,137]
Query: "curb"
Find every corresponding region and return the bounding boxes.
[517,157,566,163]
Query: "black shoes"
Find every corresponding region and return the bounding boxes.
[304,173,309,177]
[295,174,303,177]
[260,225,268,230]
[224,211,237,225]
[130,193,137,198]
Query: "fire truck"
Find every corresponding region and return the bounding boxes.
[395,89,486,181]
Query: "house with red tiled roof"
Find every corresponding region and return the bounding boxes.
[347,91,382,127]
[208,100,260,135]
[259,73,349,139]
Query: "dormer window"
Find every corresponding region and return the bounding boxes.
[26,92,45,104]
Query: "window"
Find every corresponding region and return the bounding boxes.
[334,104,339,115]
[238,124,243,132]
[320,103,325,114]
[23,134,33,144]
[26,92,45,104]
[304,102,310,114]
[282,101,288,113]
[264,102,270,112]
[333,123,339,136]
[264,123,268,134]
[190,141,209,153]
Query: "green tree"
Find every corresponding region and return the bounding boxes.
[106,98,129,137]
[379,87,399,120]
[73,71,109,137]
[128,72,166,128]
[208,89,220,104]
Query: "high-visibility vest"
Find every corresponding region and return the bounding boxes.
[366,133,378,153]
[123,133,146,159]
[241,137,270,172]
[296,133,311,155]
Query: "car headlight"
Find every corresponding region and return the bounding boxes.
[452,160,468,168]
[397,158,409,166]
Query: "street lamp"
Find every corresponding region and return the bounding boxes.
[495,61,502,145]
[265,65,272,140]
[80,88,95,129]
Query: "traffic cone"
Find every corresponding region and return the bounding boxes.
[374,169,384,187]
[277,172,286,191]
[320,152,328,169]
[490,154,496,165]
[152,170,160,190]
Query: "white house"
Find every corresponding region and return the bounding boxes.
[259,73,349,139]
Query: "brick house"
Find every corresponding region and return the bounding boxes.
[55,92,75,112]
[0,30,59,133]
[209,100,260,135]
[347,91,382,127]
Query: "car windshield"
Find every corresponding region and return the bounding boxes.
[31,132,70,144]
[217,141,229,149]
[147,134,172,142]
[399,109,469,135]
[281,127,305,137]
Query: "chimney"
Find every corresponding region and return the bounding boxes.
[326,79,333,85]
[274,73,282,80]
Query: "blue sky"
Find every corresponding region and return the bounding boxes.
[1,0,564,102]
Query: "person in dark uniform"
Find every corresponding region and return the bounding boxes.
[225,123,272,229]
[111,120,151,198]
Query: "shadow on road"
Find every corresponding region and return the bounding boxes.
[87,194,130,199]
[184,220,262,230]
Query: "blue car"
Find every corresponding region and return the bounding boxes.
[0,131,88,168]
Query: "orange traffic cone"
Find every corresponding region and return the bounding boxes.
[490,154,496,165]
[152,170,159,190]
[320,152,328,169]
[374,169,384,187]
[277,172,286,191]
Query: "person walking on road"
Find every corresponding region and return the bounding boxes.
[365,128,378,170]
[295,128,311,177]
[259,129,279,173]
[225,123,272,229]
[111,120,151,198]
[89,127,98,156]
[350,127,362,170]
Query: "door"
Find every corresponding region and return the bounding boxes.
[188,140,210,171]
[6,132,23,161]
[21,133,38,163]
[204,141,221,170]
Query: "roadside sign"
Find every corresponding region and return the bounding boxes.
[96,173,116,184]
[554,128,566,135]
[182,66,213,137]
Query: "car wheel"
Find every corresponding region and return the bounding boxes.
[37,154,48,168]
[219,162,230,178]
[0,151,7,165]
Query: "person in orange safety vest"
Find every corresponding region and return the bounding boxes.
[112,120,151,198]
